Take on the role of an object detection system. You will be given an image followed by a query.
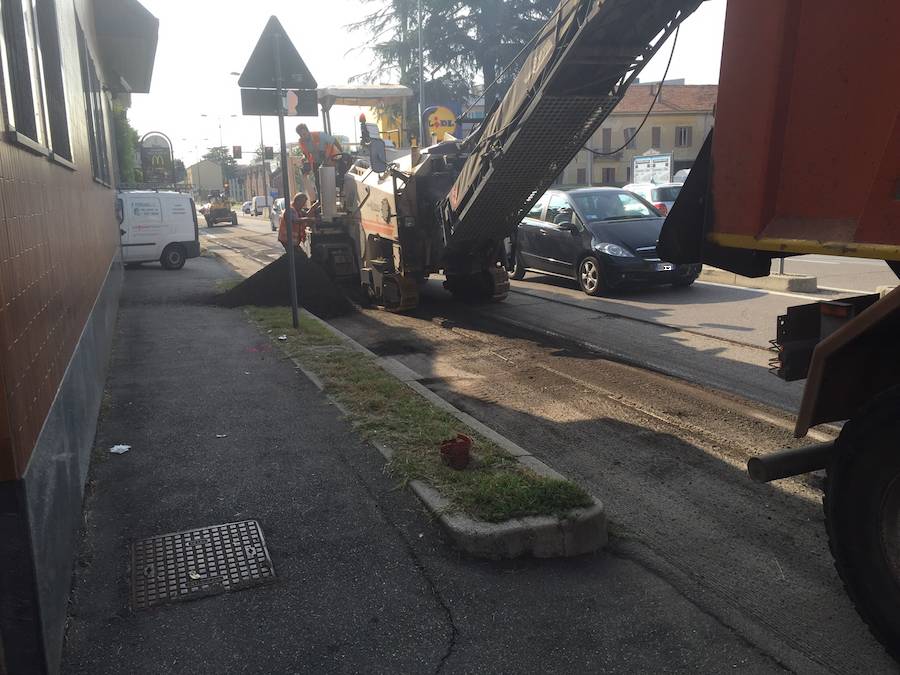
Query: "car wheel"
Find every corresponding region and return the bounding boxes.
[508,251,526,280]
[160,244,186,270]
[577,255,603,296]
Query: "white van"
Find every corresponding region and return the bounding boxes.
[251,195,271,216]
[117,191,200,270]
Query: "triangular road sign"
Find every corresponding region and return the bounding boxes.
[239,16,318,90]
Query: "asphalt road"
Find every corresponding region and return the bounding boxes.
[199,220,898,670]
[203,215,896,414]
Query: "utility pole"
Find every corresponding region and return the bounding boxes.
[274,32,300,329]
[417,0,424,142]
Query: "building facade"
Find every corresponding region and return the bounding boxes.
[0,1,157,672]
[559,82,717,186]
[186,158,224,199]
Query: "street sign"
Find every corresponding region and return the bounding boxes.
[140,132,173,184]
[270,190,277,199]
[240,88,318,117]
[239,16,317,90]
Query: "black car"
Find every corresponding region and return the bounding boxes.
[507,187,701,296]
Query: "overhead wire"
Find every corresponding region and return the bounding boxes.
[589,23,681,157]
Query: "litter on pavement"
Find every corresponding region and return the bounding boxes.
[109,445,131,455]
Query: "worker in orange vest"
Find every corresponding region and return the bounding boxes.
[278,193,319,252]
[296,124,342,174]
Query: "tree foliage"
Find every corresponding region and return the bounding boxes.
[347,0,558,124]
[111,103,140,184]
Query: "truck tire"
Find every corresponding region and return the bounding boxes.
[825,387,900,660]
[160,244,186,270]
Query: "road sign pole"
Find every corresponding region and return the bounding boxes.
[274,31,300,329]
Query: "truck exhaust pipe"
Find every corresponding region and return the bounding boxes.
[747,441,835,483]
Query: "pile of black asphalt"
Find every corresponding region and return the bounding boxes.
[217,251,352,318]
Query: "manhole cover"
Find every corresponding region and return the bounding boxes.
[131,520,275,610]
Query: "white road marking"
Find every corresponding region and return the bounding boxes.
[695,280,824,302]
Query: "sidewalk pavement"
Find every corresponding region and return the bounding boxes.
[62,256,781,674]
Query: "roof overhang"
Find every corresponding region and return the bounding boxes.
[92,0,159,94]
[317,85,413,110]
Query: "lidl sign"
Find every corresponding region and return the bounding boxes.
[423,105,459,142]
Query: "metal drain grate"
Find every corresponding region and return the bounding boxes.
[131,520,275,610]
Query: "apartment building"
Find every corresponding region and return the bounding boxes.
[0,1,157,671]
[560,81,717,186]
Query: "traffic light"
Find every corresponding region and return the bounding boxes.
[233,145,242,159]
[264,146,274,160]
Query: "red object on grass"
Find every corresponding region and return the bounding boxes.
[440,434,472,470]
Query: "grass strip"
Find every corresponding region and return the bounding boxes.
[244,305,593,522]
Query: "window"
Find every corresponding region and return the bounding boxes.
[576,168,586,185]
[651,126,661,148]
[675,126,693,147]
[35,0,70,159]
[601,167,616,184]
[0,0,71,159]
[571,190,655,222]
[545,194,571,224]
[623,127,637,150]
[601,128,612,153]
[1,0,46,145]
[76,20,111,184]
[526,195,546,219]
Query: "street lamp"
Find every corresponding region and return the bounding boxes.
[200,113,236,149]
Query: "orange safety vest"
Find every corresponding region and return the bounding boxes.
[299,132,339,168]
[278,208,310,247]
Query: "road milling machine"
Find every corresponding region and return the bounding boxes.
[299,0,704,311]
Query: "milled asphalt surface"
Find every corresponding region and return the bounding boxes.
[62,255,787,673]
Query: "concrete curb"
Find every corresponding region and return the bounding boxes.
[700,267,817,293]
[292,307,608,559]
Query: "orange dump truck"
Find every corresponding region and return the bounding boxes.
[659,0,900,656]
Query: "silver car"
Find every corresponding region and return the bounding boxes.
[622,182,683,216]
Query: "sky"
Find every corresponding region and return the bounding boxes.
[129,0,727,167]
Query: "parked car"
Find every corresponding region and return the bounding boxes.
[242,200,252,214]
[269,197,284,232]
[117,191,200,270]
[507,187,701,296]
[622,182,683,215]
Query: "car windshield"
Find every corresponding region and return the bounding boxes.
[652,185,682,202]
[571,191,657,221]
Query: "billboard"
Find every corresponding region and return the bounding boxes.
[633,153,673,184]
[140,132,173,184]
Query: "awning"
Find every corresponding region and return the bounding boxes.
[317,85,413,110]
[92,0,159,94]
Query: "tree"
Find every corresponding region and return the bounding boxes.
[111,103,140,184]
[173,159,187,183]
[347,0,558,132]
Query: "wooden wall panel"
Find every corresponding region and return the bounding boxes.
[0,0,120,480]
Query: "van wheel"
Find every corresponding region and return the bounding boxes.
[161,244,186,270]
